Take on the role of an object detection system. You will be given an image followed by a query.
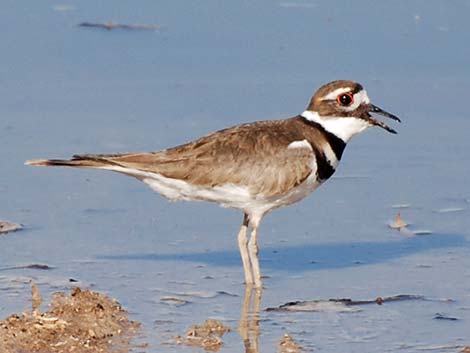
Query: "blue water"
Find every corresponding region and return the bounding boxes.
[1,1,470,352]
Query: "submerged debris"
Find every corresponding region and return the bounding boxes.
[388,213,408,229]
[53,5,75,12]
[0,220,22,234]
[0,283,140,353]
[278,333,304,353]
[391,203,411,209]
[412,229,433,235]
[387,213,432,236]
[267,300,360,313]
[433,313,459,321]
[154,288,234,299]
[160,296,188,306]
[174,319,230,352]
[267,294,426,312]
[78,21,164,32]
[0,264,53,271]
[410,343,467,351]
[387,213,412,235]
[434,207,465,214]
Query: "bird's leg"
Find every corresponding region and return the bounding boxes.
[248,218,262,288]
[237,214,253,285]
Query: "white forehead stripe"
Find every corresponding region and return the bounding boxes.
[353,90,370,104]
[301,111,371,142]
[323,87,353,100]
[287,139,313,150]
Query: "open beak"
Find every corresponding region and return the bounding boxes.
[366,104,401,134]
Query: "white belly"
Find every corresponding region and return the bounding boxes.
[102,159,324,220]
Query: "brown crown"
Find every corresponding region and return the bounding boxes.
[306,80,364,117]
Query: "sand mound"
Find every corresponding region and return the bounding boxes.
[0,284,140,353]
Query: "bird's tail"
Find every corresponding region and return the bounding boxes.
[25,154,119,168]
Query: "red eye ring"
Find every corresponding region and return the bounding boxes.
[336,92,354,106]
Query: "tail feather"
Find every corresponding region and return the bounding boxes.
[25,156,114,168]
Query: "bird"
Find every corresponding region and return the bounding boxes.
[26,80,400,288]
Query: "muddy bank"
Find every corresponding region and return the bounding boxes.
[0,283,140,353]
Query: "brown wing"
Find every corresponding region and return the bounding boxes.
[73,119,315,197]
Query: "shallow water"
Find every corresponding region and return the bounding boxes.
[1,1,470,352]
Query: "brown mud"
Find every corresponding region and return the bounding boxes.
[0,282,140,353]
[173,319,230,352]
[278,333,304,353]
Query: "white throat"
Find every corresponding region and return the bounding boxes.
[301,110,371,143]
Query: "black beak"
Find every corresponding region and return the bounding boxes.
[367,104,401,134]
[370,105,401,123]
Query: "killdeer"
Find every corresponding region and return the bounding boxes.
[26,80,400,288]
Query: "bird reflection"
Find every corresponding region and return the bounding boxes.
[238,286,262,353]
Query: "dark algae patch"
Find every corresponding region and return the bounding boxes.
[267,294,428,312]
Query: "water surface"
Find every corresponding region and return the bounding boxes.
[1,1,470,352]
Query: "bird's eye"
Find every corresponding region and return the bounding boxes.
[336,93,354,106]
